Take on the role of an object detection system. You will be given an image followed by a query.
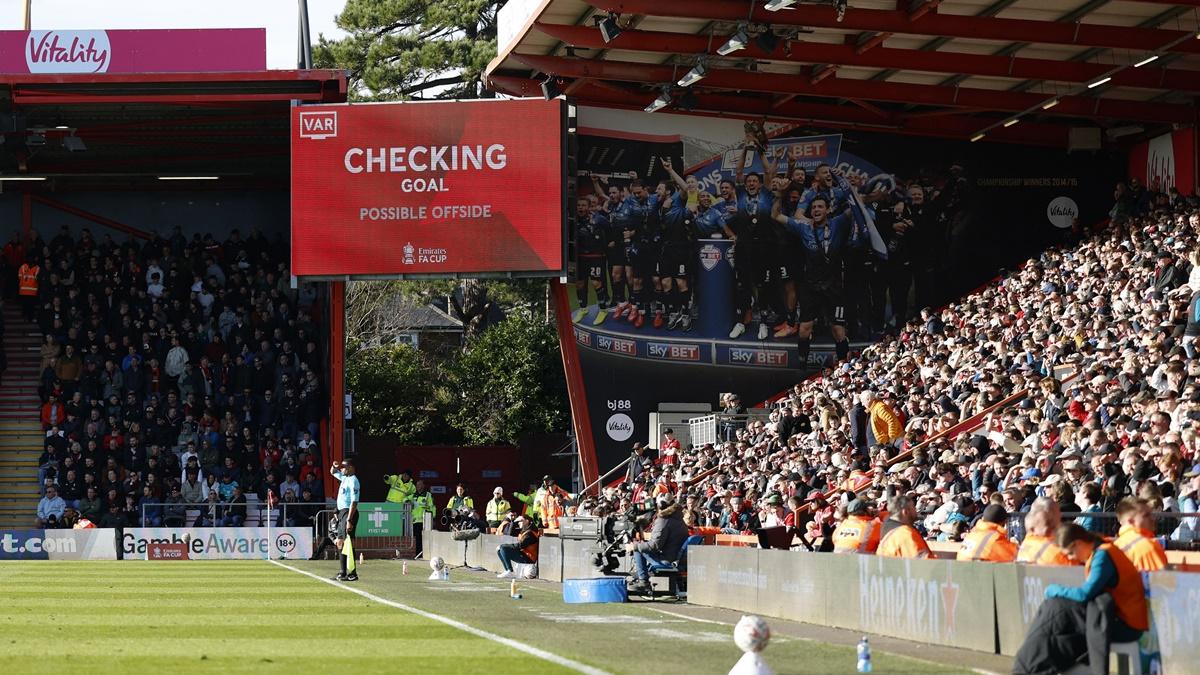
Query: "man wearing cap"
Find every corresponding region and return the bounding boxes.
[1113,497,1168,571]
[485,487,512,530]
[383,468,415,505]
[957,504,1018,562]
[1017,498,1074,566]
[832,499,881,554]
[876,494,931,559]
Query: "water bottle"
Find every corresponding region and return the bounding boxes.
[442,567,450,581]
[856,637,872,673]
[402,561,408,575]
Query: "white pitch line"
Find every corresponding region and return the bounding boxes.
[269,560,610,675]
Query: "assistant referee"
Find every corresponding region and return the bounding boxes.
[331,459,361,582]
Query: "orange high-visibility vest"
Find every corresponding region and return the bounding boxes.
[1017,534,1074,566]
[957,521,1018,562]
[877,521,931,558]
[18,264,39,296]
[832,515,881,554]
[1113,525,1168,572]
[1089,542,1149,631]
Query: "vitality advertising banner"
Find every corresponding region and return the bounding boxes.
[123,527,312,560]
[0,528,119,560]
[0,29,265,74]
[291,98,567,277]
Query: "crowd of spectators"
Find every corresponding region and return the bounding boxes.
[23,224,328,529]
[573,179,1200,562]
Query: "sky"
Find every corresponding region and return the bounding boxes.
[0,0,349,69]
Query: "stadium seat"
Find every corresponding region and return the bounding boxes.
[1059,641,1142,675]
[648,534,704,598]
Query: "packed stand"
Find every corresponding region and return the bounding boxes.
[22,225,328,529]
[571,180,1199,576]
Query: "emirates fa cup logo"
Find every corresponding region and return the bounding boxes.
[403,242,415,265]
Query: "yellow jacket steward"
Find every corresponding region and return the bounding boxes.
[485,497,512,523]
[383,475,415,504]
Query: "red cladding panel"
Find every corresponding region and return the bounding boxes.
[291,99,566,277]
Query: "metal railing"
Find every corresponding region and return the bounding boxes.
[687,410,773,447]
[139,500,329,527]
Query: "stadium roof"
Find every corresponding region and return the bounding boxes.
[0,69,347,188]
[484,0,1200,146]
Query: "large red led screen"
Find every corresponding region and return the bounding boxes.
[291,98,566,277]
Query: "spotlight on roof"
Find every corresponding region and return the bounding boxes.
[644,88,672,113]
[677,61,707,87]
[970,133,985,143]
[1086,76,1111,89]
[1002,118,1019,128]
[598,13,622,43]
[764,0,796,10]
[1041,99,1059,110]
[540,76,561,100]
[1133,55,1159,68]
[717,26,750,56]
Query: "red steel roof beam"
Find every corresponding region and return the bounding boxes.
[534,24,1200,92]
[510,53,1195,123]
[584,0,1200,54]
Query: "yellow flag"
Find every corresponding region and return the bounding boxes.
[344,536,356,574]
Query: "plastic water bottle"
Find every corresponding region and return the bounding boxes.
[510,579,521,599]
[402,561,408,575]
[442,567,449,581]
[856,637,872,673]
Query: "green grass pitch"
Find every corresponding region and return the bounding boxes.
[0,560,974,674]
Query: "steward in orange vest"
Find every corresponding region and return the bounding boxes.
[957,505,1018,562]
[1114,498,1168,572]
[17,261,39,296]
[832,499,881,554]
[876,495,931,559]
[1017,497,1075,566]
[1012,524,1146,673]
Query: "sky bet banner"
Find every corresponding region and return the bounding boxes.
[290,98,567,277]
[0,529,118,560]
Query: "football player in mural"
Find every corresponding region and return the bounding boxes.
[771,169,864,367]
[726,142,782,340]
[573,194,612,325]
[659,158,703,331]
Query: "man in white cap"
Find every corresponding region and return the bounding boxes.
[485,486,512,530]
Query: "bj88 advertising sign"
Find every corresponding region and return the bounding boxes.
[290,98,567,277]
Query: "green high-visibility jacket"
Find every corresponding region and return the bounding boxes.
[411,492,436,521]
[383,475,415,504]
[514,491,538,518]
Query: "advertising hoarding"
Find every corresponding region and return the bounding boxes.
[0,528,118,560]
[291,98,567,278]
[0,29,265,74]
[123,527,311,560]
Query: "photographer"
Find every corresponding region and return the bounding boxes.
[626,496,688,595]
[495,515,539,579]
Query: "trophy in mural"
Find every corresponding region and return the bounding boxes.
[743,121,769,152]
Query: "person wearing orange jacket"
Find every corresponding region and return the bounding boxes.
[1013,523,1147,674]
[859,391,903,447]
[958,504,1018,562]
[1017,497,1075,566]
[876,495,931,558]
[1113,497,1168,571]
[832,498,881,554]
[17,256,39,321]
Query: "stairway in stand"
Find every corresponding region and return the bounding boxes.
[0,304,44,529]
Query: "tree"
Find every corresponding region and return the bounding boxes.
[314,0,503,101]
[344,343,440,442]
[443,313,568,444]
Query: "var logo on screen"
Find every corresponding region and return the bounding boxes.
[299,111,338,140]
